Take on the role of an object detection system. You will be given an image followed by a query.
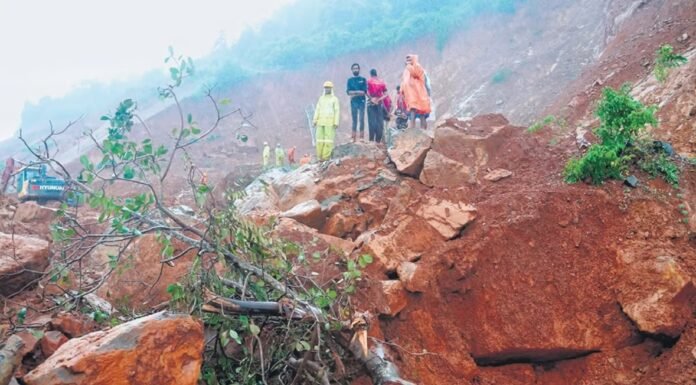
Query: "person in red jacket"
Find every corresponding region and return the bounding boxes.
[366,69,388,143]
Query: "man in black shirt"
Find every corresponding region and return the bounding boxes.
[346,63,367,142]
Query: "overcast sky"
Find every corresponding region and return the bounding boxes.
[0,0,293,141]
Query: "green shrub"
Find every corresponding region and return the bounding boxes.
[654,44,687,83]
[564,85,678,185]
[594,85,657,146]
[564,144,626,184]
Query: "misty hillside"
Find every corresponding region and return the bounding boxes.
[1,0,695,384]
[0,0,520,159]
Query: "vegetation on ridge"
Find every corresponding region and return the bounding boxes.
[564,84,680,186]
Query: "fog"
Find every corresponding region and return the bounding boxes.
[0,0,293,141]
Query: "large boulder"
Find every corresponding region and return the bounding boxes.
[415,198,477,240]
[12,202,58,238]
[431,115,510,180]
[24,312,204,385]
[419,150,476,187]
[97,235,197,310]
[387,129,432,177]
[0,233,50,296]
[274,218,356,260]
[362,216,444,270]
[281,200,325,229]
[617,255,695,337]
[271,167,319,211]
[234,168,286,218]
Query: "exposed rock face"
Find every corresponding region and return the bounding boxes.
[419,150,476,187]
[387,129,432,177]
[617,256,696,337]
[416,198,477,240]
[455,191,638,364]
[0,233,50,296]
[281,199,325,229]
[24,312,204,385]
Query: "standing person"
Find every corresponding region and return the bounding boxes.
[275,144,285,167]
[346,63,367,142]
[262,142,271,168]
[366,69,388,143]
[313,81,340,161]
[382,93,392,134]
[299,153,311,166]
[287,146,296,165]
[400,54,431,129]
[395,85,409,130]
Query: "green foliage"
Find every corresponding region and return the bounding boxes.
[654,44,687,83]
[202,0,523,87]
[636,149,679,187]
[491,68,512,84]
[564,144,625,184]
[43,48,379,385]
[564,85,677,185]
[594,85,657,147]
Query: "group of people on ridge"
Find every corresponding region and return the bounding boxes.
[312,54,432,161]
[264,54,431,167]
[262,142,310,168]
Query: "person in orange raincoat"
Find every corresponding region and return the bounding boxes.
[299,153,311,166]
[400,54,431,129]
[287,146,296,165]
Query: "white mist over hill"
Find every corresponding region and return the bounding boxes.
[0,0,293,141]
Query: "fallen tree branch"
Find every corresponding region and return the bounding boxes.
[202,289,314,320]
[344,312,416,385]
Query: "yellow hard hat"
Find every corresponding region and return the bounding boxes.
[323,81,334,88]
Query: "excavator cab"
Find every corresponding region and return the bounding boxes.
[16,164,67,203]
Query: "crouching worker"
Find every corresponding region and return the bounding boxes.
[313,81,340,161]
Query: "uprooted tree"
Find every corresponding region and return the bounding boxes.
[17,50,411,385]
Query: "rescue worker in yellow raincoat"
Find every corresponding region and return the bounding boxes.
[313,81,340,161]
[275,143,285,167]
[262,142,271,168]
